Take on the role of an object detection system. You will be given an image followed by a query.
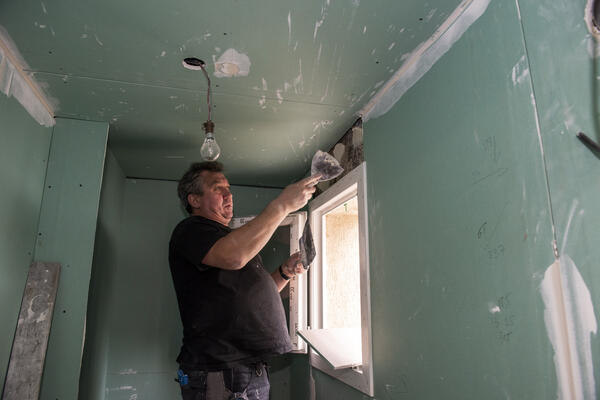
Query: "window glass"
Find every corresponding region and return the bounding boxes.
[322,196,361,332]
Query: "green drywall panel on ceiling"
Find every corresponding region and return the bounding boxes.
[0,93,52,394]
[34,118,108,400]
[361,1,556,399]
[516,0,600,390]
[0,0,461,106]
[79,150,126,400]
[30,71,352,186]
[0,0,465,187]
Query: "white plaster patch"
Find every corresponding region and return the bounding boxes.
[258,95,266,109]
[94,34,103,46]
[351,126,363,146]
[213,48,251,78]
[313,120,333,132]
[541,256,597,400]
[360,0,491,121]
[313,0,330,42]
[388,42,396,51]
[288,12,292,47]
[586,35,600,58]
[119,369,138,375]
[511,54,530,86]
[262,77,268,91]
[0,25,55,126]
[426,8,438,22]
[276,89,283,104]
[489,305,501,314]
[160,50,166,57]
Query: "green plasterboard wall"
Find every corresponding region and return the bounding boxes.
[35,118,109,400]
[0,93,52,394]
[517,0,600,390]
[79,149,126,400]
[317,0,565,398]
[80,168,308,399]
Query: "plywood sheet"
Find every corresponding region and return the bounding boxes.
[2,262,60,400]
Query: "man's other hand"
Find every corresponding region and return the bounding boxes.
[282,252,307,277]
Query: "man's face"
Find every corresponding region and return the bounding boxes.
[189,171,233,225]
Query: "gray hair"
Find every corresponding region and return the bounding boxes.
[177,162,224,214]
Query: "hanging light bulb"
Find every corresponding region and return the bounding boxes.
[201,120,221,161]
[182,57,222,161]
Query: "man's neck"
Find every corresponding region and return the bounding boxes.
[191,210,230,226]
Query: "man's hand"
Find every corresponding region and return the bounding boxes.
[272,252,307,292]
[273,175,321,215]
[281,252,307,277]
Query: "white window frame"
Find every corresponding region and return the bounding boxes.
[230,212,307,353]
[302,162,373,396]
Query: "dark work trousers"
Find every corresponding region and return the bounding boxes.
[179,362,270,400]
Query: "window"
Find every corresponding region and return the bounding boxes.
[298,162,373,396]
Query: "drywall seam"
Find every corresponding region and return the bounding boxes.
[0,26,55,127]
[358,0,491,121]
[541,255,597,400]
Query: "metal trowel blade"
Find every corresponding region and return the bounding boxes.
[299,220,316,269]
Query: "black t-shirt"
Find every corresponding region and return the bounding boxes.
[169,215,292,370]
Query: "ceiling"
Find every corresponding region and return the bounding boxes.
[0,0,461,187]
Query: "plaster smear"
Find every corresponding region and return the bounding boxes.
[541,255,597,400]
[511,55,530,86]
[360,0,491,121]
[0,26,54,126]
[213,48,251,78]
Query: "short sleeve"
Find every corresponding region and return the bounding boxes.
[171,219,230,271]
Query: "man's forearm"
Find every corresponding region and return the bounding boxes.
[202,200,288,270]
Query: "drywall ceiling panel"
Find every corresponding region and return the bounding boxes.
[0,0,462,185]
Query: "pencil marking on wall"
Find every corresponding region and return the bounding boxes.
[360,0,491,121]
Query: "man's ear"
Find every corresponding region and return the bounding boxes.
[187,193,202,209]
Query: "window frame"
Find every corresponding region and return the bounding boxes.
[305,162,374,396]
[230,212,307,353]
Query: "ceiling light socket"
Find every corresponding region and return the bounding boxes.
[182,57,206,70]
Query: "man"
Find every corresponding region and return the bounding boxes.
[169,161,320,400]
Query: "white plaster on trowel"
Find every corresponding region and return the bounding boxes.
[359,0,491,121]
[213,48,251,78]
[541,255,597,400]
[0,26,54,126]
